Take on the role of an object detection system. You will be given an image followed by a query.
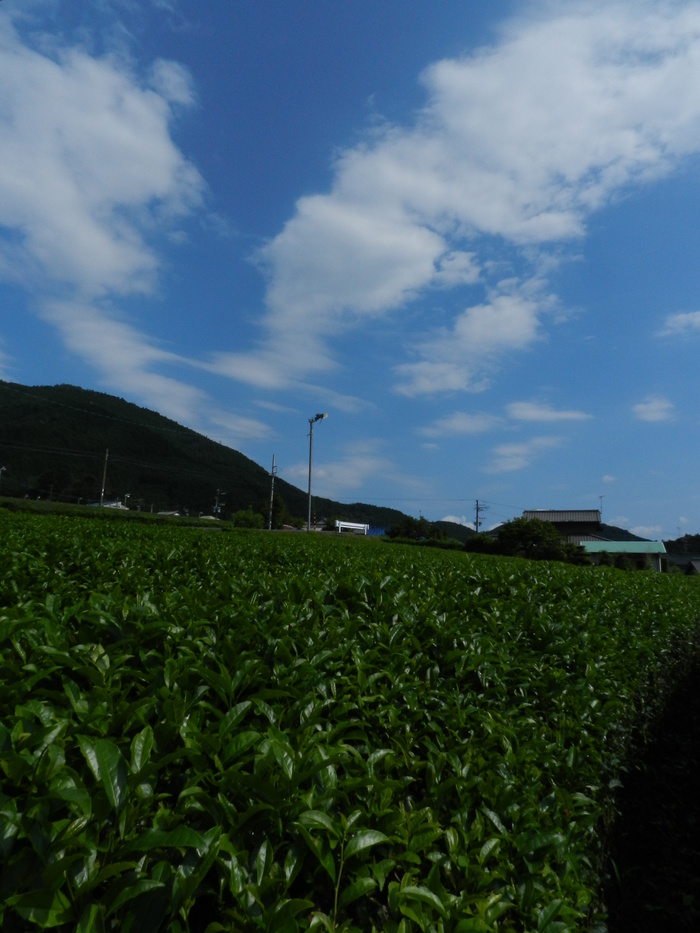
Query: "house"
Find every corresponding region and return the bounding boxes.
[521,510,603,543]
[581,540,666,572]
[521,509,666,570]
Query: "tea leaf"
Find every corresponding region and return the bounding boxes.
[345,829,391,860]
[338,876,377,908]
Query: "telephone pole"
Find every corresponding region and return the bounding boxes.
[99,449,109,506]
[475,499,489,533]
[268,454,277,530]
[213,489,226,517]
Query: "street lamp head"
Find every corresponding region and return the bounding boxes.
[310,412,328,424]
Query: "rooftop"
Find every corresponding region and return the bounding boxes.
[522,510,602,523]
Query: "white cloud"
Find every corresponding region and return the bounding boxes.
[420,411,502,438]
[441,515,475,529]
[633,395,675,422]
[507,401,592,421]
[40,298,273,438]
[485,436,562,473]
[630,525,663,539]
[0,341,11,380]
[284,439,425,500]
[659,311,700,335]
[0,21,203,298]
[610,514,630,528]
[206,336,335,391]
[602,474,616,484]
[149,59,197,107]
[204,409,272,444]
[284,441,392,497]
[432,251,481,288]
[235,0,700,392]
[0,16,269,441]
[41,300,201,421]
[395,285,546,396]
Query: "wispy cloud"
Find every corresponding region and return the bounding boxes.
[40,300,206,425]
[396,283,547,396]
[283,440,420,499]
[421,398,589,441]
[659,311,700,335]
[420,411,503,438]
[633,395,675,422]
[507,401,592,422]
[630,524,663,539]
[485,436,562,473]
[0,341,11,381]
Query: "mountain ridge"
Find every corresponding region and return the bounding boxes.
[0,381,407,527]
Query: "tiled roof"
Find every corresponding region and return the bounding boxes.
[567,534,610,544]
[522,510,601,523]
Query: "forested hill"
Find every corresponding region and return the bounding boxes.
[0,381,407,526]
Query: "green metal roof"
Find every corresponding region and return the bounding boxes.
[582,541,666,554]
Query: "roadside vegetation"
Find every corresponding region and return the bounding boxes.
[2,512,700,931]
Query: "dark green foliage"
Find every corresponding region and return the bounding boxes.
[232,507,265,529]
[605,662,700,931]
[3,513,700,931]
[462,534,499,555]
[434,521,477,545]
[665,533,700,553]
[385,516,446,541]
[0,381,408,527]
[466,518,587,565]
[598,524,647,543]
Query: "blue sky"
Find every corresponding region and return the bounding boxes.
[3,0,700,537]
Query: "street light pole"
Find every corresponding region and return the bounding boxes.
[307,413,328,531]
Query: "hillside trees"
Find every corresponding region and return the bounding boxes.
[385,515,447,541]
[465,517,587,564]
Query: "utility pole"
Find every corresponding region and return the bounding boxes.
[99,449,109,506]
[475,499,489,533]
[268,454,277,530]
[213,489,226,517]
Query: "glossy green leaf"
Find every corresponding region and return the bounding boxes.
[130,725,154,774]
[397,884,448,918]
[107,879,166,916]
[344,829,391,860]
[338,876,377,909]
[7,889,73,927]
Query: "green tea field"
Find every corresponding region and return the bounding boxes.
[2,512,700,931]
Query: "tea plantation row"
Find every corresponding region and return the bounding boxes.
[2,512,700,932]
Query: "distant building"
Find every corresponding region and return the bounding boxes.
[522,509,666,571]
[522,509,603,542]
[581,540,666,572]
